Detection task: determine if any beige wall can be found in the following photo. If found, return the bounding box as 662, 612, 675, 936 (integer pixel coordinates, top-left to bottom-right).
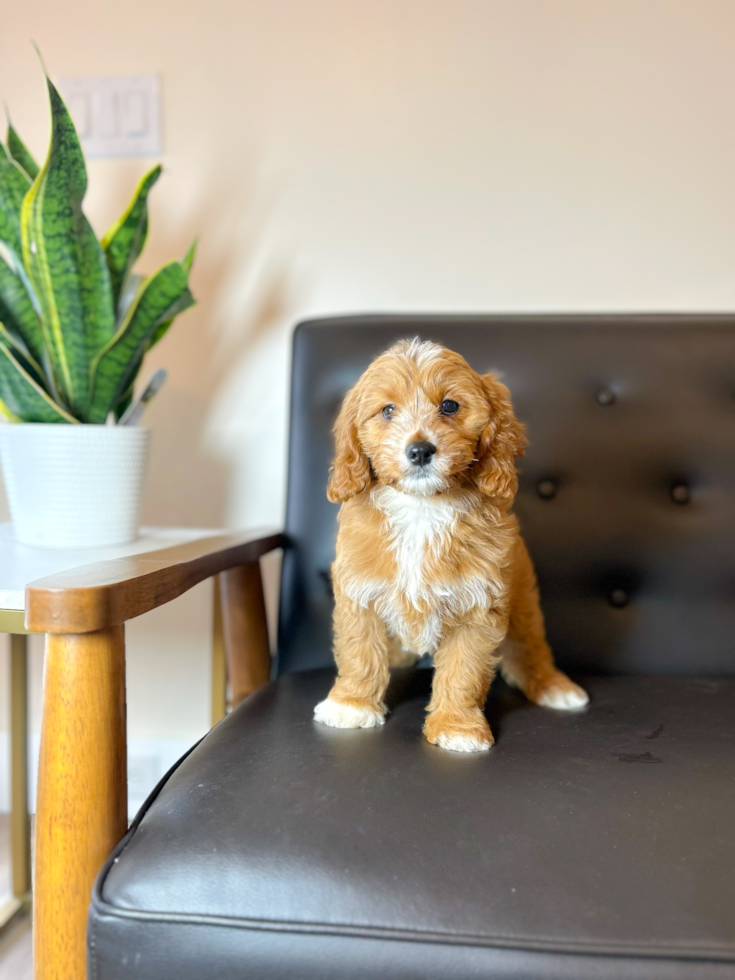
1, 0, 735, 795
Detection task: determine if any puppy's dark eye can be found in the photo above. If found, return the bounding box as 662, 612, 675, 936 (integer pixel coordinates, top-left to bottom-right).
441, 399, 459, 416
382, 404, 395, 420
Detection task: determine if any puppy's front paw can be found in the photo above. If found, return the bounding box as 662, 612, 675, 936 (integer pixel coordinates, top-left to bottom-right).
534, 671, 589, 711
314, 696, 385, 729
424, 709, 494, 753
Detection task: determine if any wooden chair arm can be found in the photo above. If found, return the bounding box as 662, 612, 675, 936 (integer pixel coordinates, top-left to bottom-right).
25, 528, 285, 634
29, 528, 285, 978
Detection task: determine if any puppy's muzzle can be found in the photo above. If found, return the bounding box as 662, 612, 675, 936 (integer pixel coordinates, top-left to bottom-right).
406, 440, 436, 467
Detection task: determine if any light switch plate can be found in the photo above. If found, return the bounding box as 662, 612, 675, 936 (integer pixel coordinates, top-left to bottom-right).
56, 74, 161, 158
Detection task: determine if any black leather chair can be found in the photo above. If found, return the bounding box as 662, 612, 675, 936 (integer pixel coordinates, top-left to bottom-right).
88, 316, 735, 980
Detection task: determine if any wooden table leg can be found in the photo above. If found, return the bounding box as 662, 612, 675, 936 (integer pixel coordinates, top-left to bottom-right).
218, 562, 271, 707
34, 626, 127, 980
210, 576, 227, 726
10, 633, 31, 900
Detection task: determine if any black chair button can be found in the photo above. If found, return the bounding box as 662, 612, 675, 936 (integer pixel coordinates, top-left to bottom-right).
596, 388, 616, 406
609, 588, 629, 608
536, 479, 557, 500
671, 484, 690, 505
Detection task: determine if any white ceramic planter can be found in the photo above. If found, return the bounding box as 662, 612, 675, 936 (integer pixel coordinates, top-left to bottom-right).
0, 424, 150, 549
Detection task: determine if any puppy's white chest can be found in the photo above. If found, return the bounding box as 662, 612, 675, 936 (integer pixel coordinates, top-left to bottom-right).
361, 487, 488, 652
381, 491, 455, 601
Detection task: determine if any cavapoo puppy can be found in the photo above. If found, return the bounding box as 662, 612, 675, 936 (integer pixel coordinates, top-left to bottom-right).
314, 338, 588, 752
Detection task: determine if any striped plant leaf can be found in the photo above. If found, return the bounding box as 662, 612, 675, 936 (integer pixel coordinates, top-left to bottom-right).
109, 238, 193, 410
6, 122, 39, 180
150, 239, 197, 348
0, 143, 30, 260
111, 343, 145, 419
102, 165, 161, 313
113, 385, 134, 422
0, 145, 47, 368
0, 341, 76, 422
20, 78, 115, 415
1, 67, 196, 424
0, 399, 21, 422
0, 259, 47, 368
0, 322, 45, 385
117, 272, 143, 323
86, 260, 194, 423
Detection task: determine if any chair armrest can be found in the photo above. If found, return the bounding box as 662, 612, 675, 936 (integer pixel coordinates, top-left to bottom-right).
25, 528, 285, 634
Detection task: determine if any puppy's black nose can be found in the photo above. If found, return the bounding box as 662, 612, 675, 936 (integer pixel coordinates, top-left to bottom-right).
406, 441, 436, 467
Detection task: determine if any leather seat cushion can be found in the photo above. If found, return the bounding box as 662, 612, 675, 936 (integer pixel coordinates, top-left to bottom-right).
89, 668, 735, 980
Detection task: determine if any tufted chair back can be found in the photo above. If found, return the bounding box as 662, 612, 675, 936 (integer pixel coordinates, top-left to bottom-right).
277, 316, 735, 677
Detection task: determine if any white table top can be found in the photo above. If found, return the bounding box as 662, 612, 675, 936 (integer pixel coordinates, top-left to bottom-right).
0, 523, 220, 612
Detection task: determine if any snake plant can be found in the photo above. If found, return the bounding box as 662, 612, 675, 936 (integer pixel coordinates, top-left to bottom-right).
0, 71, 195, 423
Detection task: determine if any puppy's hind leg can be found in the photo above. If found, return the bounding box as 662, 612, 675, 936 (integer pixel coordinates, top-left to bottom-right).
314, 593, 390, 729
500, 538, 589, 710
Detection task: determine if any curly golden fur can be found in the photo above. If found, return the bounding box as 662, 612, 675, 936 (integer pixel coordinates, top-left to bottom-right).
314, 339, 588, 752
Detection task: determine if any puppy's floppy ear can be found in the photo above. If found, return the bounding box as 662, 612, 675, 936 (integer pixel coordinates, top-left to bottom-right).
327, 382, 372, 503
471, 373, 527, 499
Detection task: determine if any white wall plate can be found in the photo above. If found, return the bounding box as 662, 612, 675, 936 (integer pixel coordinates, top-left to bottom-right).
56, 73, 162, 158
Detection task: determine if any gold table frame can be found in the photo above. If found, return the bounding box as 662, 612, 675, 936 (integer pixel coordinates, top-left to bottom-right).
1, 614, 31, 935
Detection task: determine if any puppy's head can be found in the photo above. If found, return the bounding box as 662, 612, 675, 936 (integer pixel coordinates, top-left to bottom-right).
327, 339, 527, 502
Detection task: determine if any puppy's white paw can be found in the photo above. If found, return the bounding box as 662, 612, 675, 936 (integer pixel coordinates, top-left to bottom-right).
537, 684, 589, 711
433, 732, 493, 753
313, 697, 385, 729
